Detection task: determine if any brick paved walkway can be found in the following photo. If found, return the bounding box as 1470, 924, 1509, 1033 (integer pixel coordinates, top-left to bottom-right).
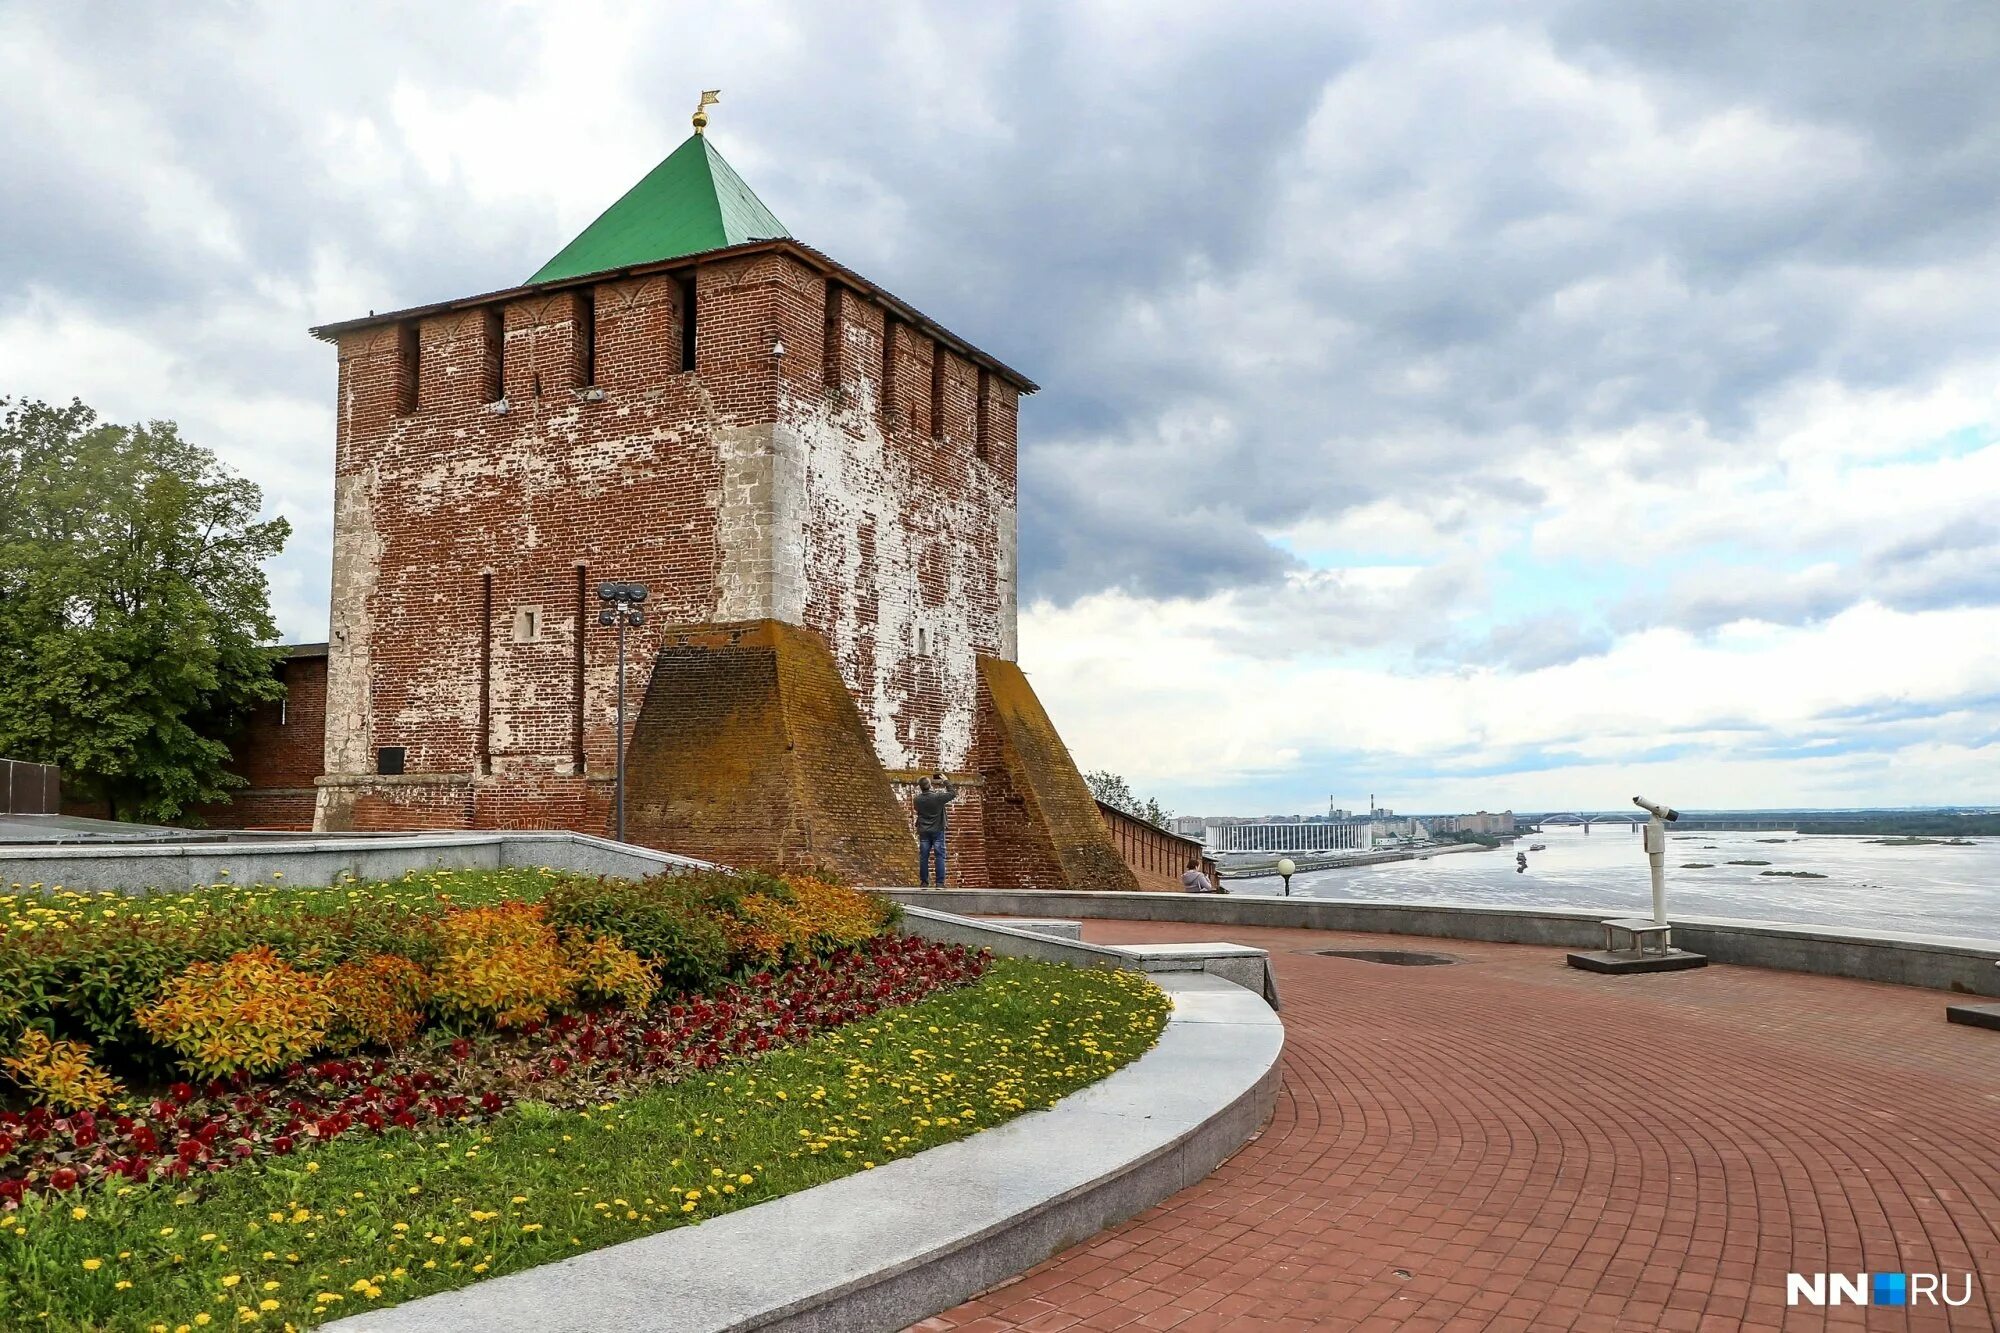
915, 921, 2000, 1332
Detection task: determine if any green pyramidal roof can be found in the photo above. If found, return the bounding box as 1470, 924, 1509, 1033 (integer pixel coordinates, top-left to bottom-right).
528, 134, 790, 285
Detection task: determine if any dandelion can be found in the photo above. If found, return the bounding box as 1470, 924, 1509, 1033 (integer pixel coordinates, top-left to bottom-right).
82, 1258, 103, 1270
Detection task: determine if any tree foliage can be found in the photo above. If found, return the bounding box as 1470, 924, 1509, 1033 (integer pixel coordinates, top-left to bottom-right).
1083, 769, 1172, 828
0, 397, 290, 822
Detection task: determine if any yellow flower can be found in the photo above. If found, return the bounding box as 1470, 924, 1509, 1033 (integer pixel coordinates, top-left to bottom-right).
82, 1258, 103, 1270
71, 1206, 89, 1220
196, 1317, 213, 1328
259, 1301, 279, 1312
117, 1280, 134, 1290
222, 1275, 242, 1288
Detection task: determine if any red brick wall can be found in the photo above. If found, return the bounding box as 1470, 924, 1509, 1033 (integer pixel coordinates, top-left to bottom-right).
195, 654, 327, 830
622, 620, 918, 882
781, 270, 1019, 792
1098, 801, 1218, 893
974, 657, 1139, 892
310, 241, 1129, 888
318, 257, 774, 833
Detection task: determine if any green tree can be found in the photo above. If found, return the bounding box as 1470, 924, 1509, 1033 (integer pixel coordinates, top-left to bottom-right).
0, 397, 291, 822
1083, 769, 1172, 829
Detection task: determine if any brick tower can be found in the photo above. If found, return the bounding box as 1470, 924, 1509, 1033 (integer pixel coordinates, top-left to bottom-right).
309, 113, 1136, 891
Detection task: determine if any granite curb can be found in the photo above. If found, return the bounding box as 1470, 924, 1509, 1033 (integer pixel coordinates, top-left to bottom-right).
327, 971, 1281, 1333
876, 888, 2000, 997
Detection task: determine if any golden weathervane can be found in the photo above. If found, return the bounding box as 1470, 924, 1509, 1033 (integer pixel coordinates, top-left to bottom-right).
693, 89, 720, 135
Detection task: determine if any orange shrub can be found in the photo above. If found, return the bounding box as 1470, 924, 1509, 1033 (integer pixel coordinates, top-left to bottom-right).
136, 947, 334, 1076
324, 954, 431, 1051
560, 930, 659, 1011
725, 877, 891, 966
787, 875, 894, 950
429, 902, 575, 1028
2, 1030, 123, 1110
726, 893, 800, 968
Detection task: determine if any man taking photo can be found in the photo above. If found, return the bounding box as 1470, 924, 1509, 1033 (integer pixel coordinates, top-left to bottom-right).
914, 771, 959, 887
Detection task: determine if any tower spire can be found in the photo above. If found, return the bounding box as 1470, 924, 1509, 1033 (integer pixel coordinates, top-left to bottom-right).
692, 89, 720, 136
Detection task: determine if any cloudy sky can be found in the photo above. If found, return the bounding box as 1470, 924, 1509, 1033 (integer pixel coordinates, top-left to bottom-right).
5, 1, 1998, 815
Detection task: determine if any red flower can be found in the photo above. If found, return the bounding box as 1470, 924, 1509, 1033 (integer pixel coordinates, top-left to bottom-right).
48, 1166, 78, 1191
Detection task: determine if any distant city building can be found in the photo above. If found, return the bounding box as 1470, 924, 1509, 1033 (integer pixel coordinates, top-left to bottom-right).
1429, 811, 1517, 835
1207, 820, 1373, 853
1175, 808, 1515, 847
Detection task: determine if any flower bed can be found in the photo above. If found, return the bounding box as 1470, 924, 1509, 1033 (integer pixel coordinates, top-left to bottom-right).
0, 956, 1169, 1331
1, 933, 982, 1200
0, 866, 896, 1121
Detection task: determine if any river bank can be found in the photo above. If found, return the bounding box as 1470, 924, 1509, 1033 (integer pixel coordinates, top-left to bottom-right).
1216, 840, 1491, 880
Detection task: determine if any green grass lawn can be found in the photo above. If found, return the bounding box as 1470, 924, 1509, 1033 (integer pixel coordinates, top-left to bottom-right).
0, 959, 1170, 1332
2, 867, 565, 929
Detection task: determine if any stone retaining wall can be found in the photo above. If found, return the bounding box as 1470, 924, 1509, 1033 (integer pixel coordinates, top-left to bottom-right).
876, 888, 2000, 998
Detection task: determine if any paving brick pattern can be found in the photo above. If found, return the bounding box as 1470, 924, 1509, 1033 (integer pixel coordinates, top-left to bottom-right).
916, 920, 2000, 1331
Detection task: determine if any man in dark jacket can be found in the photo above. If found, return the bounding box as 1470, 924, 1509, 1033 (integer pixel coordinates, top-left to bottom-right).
913, 772, 958, 887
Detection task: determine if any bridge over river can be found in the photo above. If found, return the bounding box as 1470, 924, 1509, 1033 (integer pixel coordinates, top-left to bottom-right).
1517, 811, 1646, 832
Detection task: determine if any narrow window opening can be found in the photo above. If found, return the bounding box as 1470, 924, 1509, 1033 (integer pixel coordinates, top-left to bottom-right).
478, 574, 493, 775
576, 288, 597, 389
279, 691, 288, 726
821, 282, 843, 392
573, 566, 587, 773
974, 369, 992, 458
482, 309, 505, 403
918, 627, 927, 657
677, 273, 698, 372
513, 606, 543, 643
396, 322, 420, 415
929, 344, 946, 440
377, 746, 407, 776
880, 317, 899, 424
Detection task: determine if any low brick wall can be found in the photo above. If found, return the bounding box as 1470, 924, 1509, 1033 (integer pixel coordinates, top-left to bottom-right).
1097, 800, 1215, 892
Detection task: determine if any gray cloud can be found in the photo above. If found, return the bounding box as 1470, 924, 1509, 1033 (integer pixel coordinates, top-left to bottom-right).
1617, 516, 2000, 634
1455, 614, 1615, 673
5, 0, 2000, 646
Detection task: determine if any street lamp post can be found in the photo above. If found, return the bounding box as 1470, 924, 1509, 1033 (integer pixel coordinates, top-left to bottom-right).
597, 581, 648, 842
1276, 856, 1296, 897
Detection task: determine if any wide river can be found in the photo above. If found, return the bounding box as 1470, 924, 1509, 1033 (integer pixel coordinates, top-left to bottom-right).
1239, 826, 2000, 944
